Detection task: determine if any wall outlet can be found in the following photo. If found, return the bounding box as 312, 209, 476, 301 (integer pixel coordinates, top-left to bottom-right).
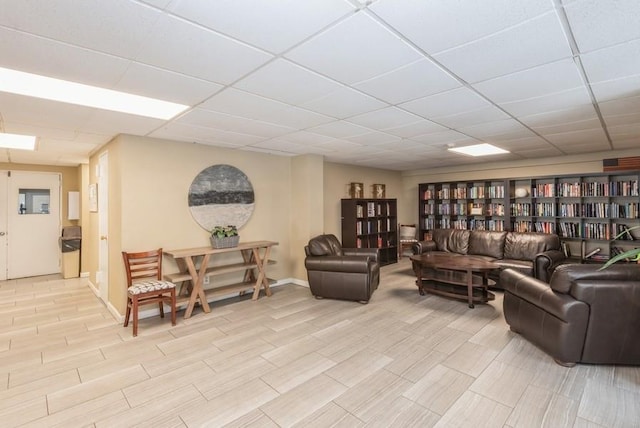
203, 276, 210, 285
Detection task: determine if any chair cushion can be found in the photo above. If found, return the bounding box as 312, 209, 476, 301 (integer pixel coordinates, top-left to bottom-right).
399, 226, 417, 240
308, 234, 344, 256
128, 279, 176, 295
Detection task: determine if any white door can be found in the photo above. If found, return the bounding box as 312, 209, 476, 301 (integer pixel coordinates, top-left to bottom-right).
0, 172, 8, 281
7, 171, 61, 278
98, 152, 109, 302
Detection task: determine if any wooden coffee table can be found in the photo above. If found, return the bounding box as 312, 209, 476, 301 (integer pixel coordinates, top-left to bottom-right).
410, 252, 498, 308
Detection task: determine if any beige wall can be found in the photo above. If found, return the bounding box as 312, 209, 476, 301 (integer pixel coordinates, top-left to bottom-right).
322, 162, 404, 236
88, 135, 293, 314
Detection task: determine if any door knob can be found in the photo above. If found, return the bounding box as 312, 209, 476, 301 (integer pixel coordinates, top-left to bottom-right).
0, 232, 5, 236
100, 235, 107, 240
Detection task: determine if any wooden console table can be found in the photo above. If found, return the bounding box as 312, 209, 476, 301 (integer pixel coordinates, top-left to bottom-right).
164, 241, 278, 318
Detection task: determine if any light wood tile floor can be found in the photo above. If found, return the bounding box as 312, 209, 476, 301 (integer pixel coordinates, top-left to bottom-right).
1, 261, 639, 427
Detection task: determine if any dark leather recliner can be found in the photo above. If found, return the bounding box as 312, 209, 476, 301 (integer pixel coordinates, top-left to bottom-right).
304, 234, 380, 303
501, 264, 640, 366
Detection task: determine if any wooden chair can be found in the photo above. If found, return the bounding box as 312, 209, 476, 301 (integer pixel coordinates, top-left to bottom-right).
122, 248, 176, 337
398, 224, 418, 259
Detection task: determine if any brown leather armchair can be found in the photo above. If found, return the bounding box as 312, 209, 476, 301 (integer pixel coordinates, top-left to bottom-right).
501, 264, 640, 366
304, 234, 380, 303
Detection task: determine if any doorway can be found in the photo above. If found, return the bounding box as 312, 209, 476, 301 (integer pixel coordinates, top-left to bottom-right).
0, 171, 61, 279
98, 152, 109, 303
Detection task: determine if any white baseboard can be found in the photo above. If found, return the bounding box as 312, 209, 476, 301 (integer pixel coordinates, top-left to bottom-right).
80, 271, 90, 278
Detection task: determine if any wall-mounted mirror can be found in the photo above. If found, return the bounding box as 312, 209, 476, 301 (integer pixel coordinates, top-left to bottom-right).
19, 188, 50, 214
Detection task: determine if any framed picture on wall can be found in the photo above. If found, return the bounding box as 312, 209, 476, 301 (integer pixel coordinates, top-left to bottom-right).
349, 182, 363, 199
372, 183, 386, 199
88, 183, 98, 212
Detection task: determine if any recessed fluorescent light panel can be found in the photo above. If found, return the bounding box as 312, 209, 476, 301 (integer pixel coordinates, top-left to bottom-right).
448, 143, 509, 157
0, 67, 189, 120
0, 132, 36, 150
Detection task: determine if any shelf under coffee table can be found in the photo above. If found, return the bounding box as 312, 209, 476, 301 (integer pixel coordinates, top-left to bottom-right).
410, 253, 498, 308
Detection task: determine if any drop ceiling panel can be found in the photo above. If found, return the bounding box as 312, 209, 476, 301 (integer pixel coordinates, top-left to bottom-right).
500, 88, 593, 117
581, 39, 640, 84
301, 87, 387, 119
199, 88, 333, 128
0, 93, 93, 129
457, 119, 536, 141
177, 109, 295, 138
345, 131, 401, 146
432, 106, 509, 129
168, 0, 355, 54
79, 110, 165, 136
599, 95, 640, 117
400, 87, 491, 118
370, 0, 552, 54
346, 107, 423, 130
518, 105, 599, 128
306, 121, 372, 139
531, 119, 604, 136
494, 136, 553, 151
234, 59, 343, 105
0, 1, 162, 59
151, 122, 263, 147
0, 27, 130, 87
543, 128, 610, 147
286, 12, 422, 85
473, 59, 584, 104
434, 12, 571, 83
354, 59, 461, 104
133, 14, 273, 84
564, 0, 640, 52
410, 130, 477, 145
382, 120, 449, 138
591, 75, 640, 103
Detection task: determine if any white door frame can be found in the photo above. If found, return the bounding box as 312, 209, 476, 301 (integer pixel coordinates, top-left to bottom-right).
0, 172, 7, 281
98, 152, 109, 303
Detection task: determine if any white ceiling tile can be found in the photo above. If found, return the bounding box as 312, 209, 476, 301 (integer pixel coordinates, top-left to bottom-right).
500, 88, 593, 117
434, 12, 571, 83
581, 39, 640, 84
115, 63, 223, 105
400, 87, 491, 118
611, 138, 640, 150
591, 75, 640, 103
433, 106, 510, 129
177, 109, 294, 138
134, 14, 273, 84
150, 122, 263, 147
286, 11, 422, 84
518, 105, 598, 128
234, 59, 343, 105
383, 120, 449, 138
250, 138, 316, 154
354, 59, 461, 104
410, 130, 478, 146
494, 136, 553, 150
564, 0, 640, 52
599, 95, 640, 117
79, 110, 164, 136
301, 87, 387, 119
0, 93, 93, 129
276, 131, 335, 145
512, 147, 565, 158
473, 59, 584, 104
532, 118, 603, 136
306, 121, 373, 138
0, 27, 130, 87
0, 0, 162, 59
198, 88, 333, 128
344, 131, 401, 146
168, 0, 355, 53
543, 128, 610, 146
370, 0, 552, 53
346, 107, 422, 130
604, 112, 640, 127
457, 119, 535, 141
315, 139, 363, 152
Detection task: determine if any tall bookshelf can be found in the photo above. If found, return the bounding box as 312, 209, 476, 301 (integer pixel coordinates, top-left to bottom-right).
418, 172, 639, 263
341, 198, 398, 266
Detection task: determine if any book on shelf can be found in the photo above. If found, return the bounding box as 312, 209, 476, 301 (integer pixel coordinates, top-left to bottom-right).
561, 241, 571, 258
584, 247, 601, 259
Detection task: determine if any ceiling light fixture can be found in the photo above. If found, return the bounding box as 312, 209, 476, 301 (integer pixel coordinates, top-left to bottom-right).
0, 67, 189, 120
448, 143, 509, 157
0, 132, 36, 150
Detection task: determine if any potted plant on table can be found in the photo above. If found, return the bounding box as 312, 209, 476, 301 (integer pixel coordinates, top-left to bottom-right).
210, 225, 239, 248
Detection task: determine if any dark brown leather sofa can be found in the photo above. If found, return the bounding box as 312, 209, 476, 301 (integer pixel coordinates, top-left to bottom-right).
501, 264, 640, 366
304, 234, 380, 303
412, 229, 565, 287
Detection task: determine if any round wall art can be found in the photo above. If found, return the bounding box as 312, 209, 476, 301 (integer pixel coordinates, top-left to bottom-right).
188, 164, 255, 231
